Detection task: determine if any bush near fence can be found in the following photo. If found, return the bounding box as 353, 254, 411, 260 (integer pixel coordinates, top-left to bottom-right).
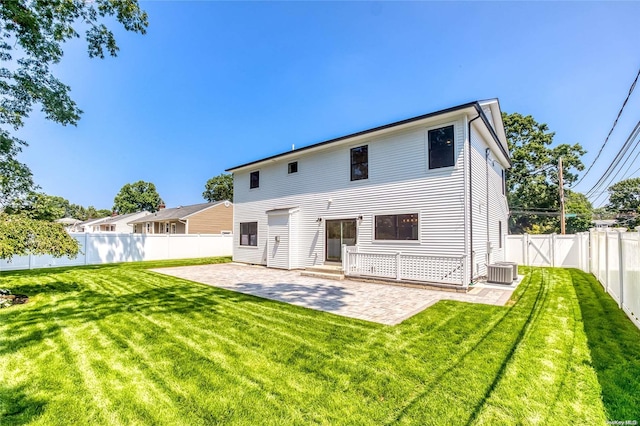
0, 233, 233, 271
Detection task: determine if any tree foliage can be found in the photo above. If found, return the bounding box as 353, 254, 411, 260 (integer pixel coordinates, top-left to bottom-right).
0, 213, 79, 260
565, 191, 593, 233
607, 177, 640, 228
113, 181, 163, 214
503, 112, 587, 234
203, 173, 233, 202
0, 1, 146, 258
0, 137, 33, 209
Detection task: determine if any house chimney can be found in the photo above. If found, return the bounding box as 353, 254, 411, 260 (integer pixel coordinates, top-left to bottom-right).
158, 202, 166, 210
111, 211, 117, 217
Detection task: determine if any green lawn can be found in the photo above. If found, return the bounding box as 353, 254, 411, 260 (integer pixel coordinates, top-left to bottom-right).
1, 259, 639, 425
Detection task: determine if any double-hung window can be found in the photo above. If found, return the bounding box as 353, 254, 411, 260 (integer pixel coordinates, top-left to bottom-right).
375, 213, 419, 240
428, 125, 455, 169
350, 145, 368, 181
240, 222, 258, 246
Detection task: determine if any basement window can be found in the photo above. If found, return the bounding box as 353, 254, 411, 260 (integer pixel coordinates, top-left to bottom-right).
428, 125, 455, 169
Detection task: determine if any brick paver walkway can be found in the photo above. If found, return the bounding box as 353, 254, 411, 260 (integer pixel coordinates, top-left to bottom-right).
152, 263, 516, 325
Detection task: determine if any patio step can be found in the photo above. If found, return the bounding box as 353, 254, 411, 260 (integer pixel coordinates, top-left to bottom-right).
301, 265, 345, 280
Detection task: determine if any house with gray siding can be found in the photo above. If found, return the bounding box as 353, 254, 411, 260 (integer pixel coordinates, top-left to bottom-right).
226, 99, 510, 288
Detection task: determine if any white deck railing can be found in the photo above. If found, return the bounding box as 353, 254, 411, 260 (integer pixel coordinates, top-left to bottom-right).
342, 246, 467, 286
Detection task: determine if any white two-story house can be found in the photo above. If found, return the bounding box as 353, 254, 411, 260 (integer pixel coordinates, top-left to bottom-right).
227, 99, 510, 288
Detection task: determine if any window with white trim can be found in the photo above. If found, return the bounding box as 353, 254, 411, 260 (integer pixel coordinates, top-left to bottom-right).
240, 222, 258, 246
374, 213, 419, 240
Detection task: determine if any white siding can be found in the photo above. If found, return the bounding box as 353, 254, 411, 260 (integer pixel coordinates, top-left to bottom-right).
290, 210, 300, 269
267, 214, 290, 269
469, 124, 509, 278
233, 117, 468, 268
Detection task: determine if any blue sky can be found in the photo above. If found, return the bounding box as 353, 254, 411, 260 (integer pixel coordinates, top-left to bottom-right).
15, 1, 640, 210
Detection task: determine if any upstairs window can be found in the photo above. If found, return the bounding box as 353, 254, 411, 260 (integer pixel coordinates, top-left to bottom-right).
428, 125, 455, 169
240, 222, 258, 246
250, 171, 260, 189
350, 145, 368, 181
288, 161, 298, 174
375, 213, 419, 240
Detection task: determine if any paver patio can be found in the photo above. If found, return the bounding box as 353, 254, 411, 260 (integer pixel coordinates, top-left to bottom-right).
152, 263, 516, 325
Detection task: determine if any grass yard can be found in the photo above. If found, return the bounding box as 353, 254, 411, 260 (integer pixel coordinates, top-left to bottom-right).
1, 258, 639, 425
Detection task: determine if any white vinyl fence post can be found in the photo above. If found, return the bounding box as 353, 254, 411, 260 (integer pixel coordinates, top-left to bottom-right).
28, 253, 33, 270
396, 252, 401, 281
84, 233, 89, 265
605, 231, 610, 292
525, 233, 530, 266
618, 231, 624, 309
550, 234, 555, 267
341, 244, 347, 274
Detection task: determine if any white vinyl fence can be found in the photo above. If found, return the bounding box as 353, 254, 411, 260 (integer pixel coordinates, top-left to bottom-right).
505, 231, 640, 330
505, 233, 590, 271
0, 233, 233, 271
590, 230, 640, 330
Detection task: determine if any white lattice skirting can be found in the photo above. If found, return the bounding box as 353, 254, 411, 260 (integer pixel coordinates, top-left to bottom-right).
343, 247, 466, 286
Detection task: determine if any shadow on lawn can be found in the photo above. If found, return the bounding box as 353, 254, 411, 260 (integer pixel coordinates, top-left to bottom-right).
570, 269, 640, 422
0, 275, 257, 357
0, 383, 46, 425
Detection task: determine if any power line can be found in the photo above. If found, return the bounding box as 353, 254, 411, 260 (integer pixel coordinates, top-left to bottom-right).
584, 119, 640, 199
573, 65, 640, 188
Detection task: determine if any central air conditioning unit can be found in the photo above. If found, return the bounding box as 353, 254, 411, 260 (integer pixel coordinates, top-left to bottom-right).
487, 264, 514, 284
496, 261, 518, 280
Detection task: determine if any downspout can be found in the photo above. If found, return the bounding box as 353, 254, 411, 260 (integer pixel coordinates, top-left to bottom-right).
468, 113, 481, 282
486, 148, 491, 267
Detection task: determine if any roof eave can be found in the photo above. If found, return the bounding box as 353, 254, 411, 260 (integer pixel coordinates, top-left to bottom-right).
226, 101, 481, 173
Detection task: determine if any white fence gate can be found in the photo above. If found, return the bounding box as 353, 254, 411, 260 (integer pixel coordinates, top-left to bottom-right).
0, 233, 233, 271
505, 233, 590, 271
505, 231, 640, 330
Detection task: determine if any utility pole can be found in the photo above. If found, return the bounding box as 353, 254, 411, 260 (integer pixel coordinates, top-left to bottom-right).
559, 157, 566, 235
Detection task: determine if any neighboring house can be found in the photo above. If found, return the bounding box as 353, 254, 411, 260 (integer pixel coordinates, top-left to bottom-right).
592, 219, 617, 229
226, 99, 510, 287
128, 201, 233, 234
72, 217, 110, 233
69, 212, 151, 233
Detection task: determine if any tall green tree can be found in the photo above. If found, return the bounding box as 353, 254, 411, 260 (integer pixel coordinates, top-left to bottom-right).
565, 191, 593, 233
503, 112, 586, 234
203, 173, 233, 202
113, 181, 163, 214
0, 1, 147, 259
607, 177, 640, 228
